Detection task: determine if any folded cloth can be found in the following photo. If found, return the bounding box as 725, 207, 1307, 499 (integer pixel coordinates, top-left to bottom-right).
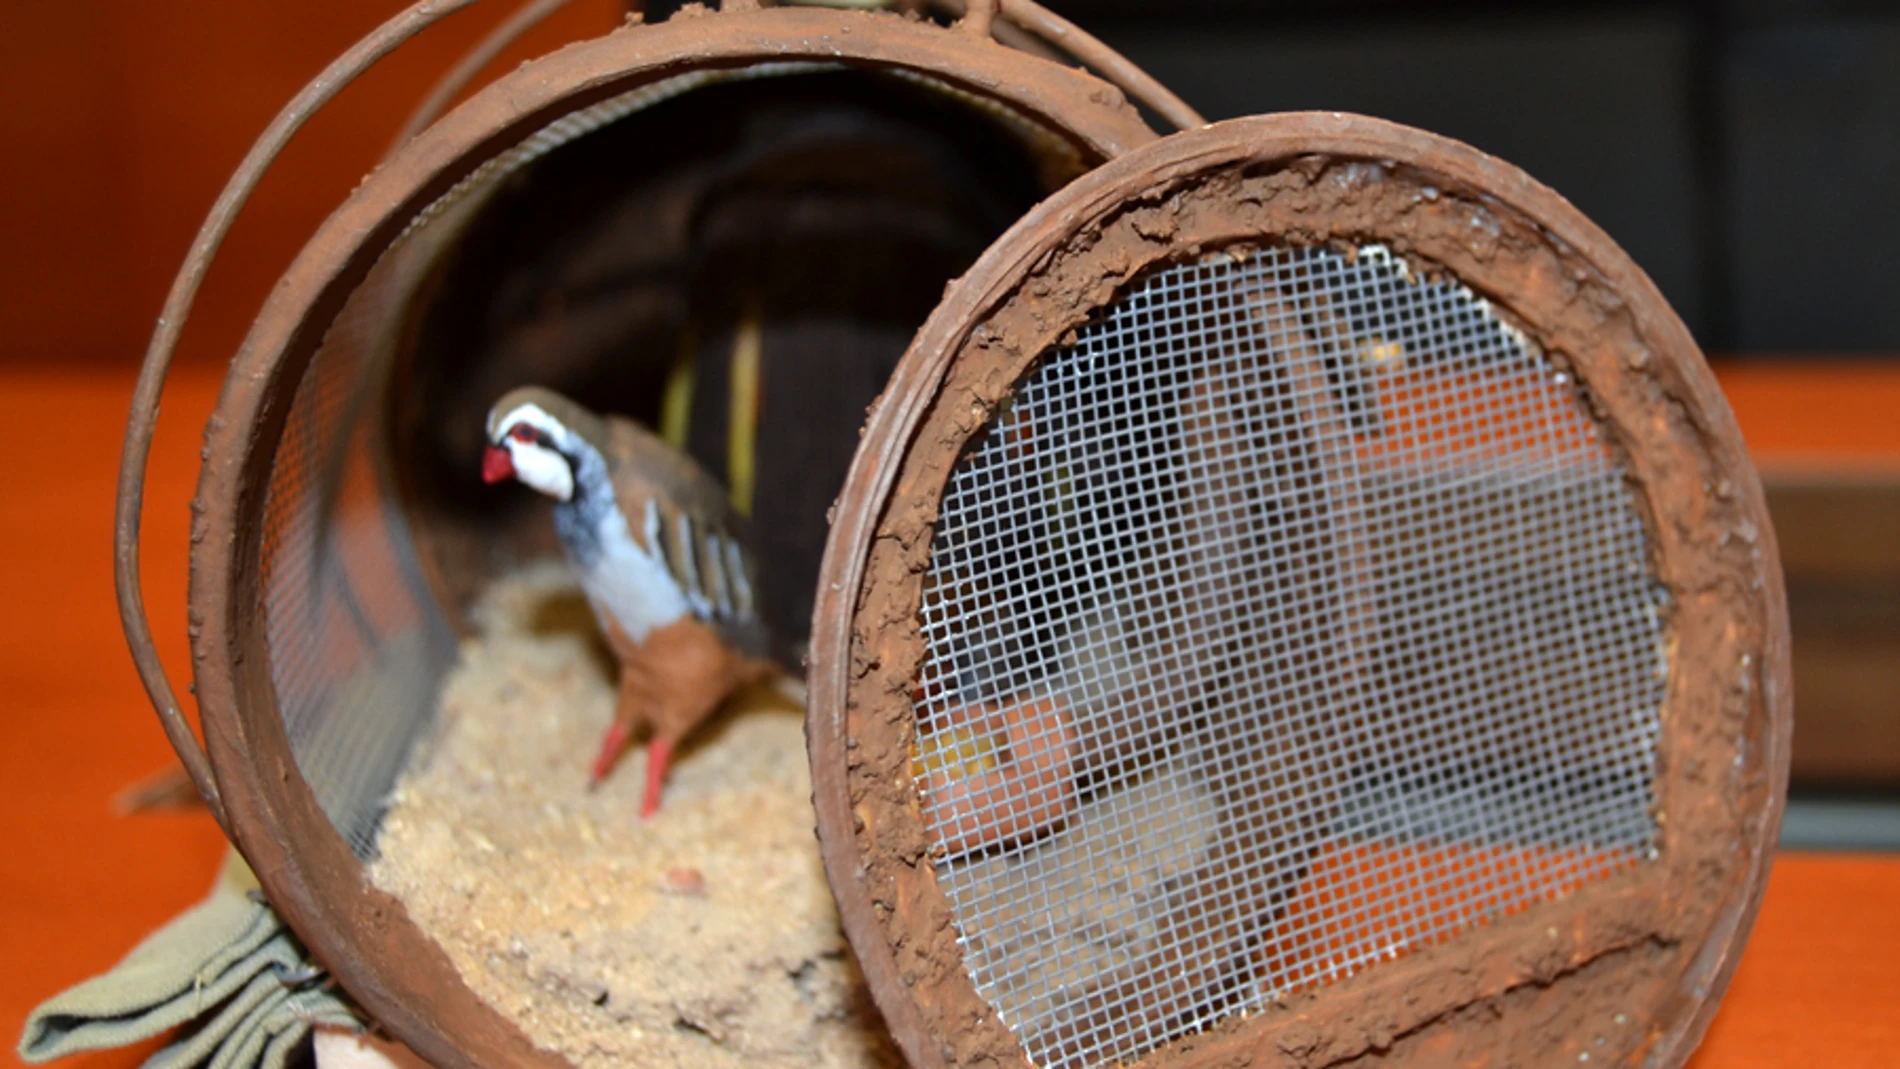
19, 851, 363, 1067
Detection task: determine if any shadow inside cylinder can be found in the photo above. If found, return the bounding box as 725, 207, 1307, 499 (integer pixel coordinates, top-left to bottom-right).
392, 69, 1050, 653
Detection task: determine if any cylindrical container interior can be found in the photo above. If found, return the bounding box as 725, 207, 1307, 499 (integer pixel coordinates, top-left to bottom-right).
271, 62, 1076, 851
185, 9, 1162, 1068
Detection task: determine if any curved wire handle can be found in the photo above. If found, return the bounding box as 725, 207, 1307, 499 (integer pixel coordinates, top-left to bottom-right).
390, 0, 1204, 152
115, 0, 491, 834
994, 0, 1204, 130
389, 0, 580, 152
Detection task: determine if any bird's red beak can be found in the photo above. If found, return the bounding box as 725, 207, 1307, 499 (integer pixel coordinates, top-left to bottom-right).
482, 444, 515, 484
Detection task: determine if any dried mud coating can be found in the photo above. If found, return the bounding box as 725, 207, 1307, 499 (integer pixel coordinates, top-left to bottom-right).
832, 130, 1783, 1069
371, 564, 901, 1069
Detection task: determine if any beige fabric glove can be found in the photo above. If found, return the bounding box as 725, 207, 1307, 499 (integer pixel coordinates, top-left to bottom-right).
19, 851, 363, 1067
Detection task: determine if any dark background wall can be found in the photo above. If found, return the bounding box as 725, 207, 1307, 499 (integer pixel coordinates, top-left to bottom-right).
2, 0, 1896, 365
1060, 0, 1900, 356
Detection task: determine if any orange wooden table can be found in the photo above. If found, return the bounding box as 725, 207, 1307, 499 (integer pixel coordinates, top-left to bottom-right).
3, 362, 1896, 1069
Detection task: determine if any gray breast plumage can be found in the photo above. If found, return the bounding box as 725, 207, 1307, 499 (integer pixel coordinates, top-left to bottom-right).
553, 434, 768, 655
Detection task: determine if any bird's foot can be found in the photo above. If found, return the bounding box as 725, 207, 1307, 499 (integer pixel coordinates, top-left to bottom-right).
641, 738, 672, 820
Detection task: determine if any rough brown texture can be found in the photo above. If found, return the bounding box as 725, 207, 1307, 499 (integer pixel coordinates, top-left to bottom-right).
371, 564, 902, 1069
1328, 938, 1682, 1067
808, 113, 1787, 1069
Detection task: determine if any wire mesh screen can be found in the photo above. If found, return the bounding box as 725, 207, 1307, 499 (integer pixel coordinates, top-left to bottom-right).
259, 233, 458, 858
912, 245, 1669, 1069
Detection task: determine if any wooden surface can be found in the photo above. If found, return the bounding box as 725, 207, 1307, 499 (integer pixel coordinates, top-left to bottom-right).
1715, 361, 1900, 465
1720, 363, 1900, 786
2, 362, 1896, 1068
0, 0, 623, 376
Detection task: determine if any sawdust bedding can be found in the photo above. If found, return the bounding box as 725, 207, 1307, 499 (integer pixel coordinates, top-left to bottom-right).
369, 563, 902, 1069
370, 563, 1214, 1068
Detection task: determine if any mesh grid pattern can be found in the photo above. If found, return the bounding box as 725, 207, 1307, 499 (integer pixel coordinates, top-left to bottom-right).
914, 246, 1668, 1069
260, 241, 455, 857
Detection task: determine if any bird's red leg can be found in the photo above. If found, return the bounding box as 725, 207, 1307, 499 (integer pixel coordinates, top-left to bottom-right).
641, 738, 672, 820
591, 661, 647, 789
588, 722, 631, 789
608, 619, 778, 818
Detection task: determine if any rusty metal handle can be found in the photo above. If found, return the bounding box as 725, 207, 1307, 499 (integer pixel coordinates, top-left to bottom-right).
116, 0, 492, 835
995, 0, 1205, 131
389, 0, 1203, 155
390, 0, 580, 153
935, 0, 1204, 130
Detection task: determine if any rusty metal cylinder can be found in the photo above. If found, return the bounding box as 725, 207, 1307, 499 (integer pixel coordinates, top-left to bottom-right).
117, 4, 1193, 1066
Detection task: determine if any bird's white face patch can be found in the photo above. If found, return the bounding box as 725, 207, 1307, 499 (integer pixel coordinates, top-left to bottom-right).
487, 402, 565, 444
489, 402, 578, 501
505, 438, 574, 501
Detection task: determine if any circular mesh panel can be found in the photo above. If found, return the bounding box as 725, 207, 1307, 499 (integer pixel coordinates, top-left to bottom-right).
911, 245, 1668, 1069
